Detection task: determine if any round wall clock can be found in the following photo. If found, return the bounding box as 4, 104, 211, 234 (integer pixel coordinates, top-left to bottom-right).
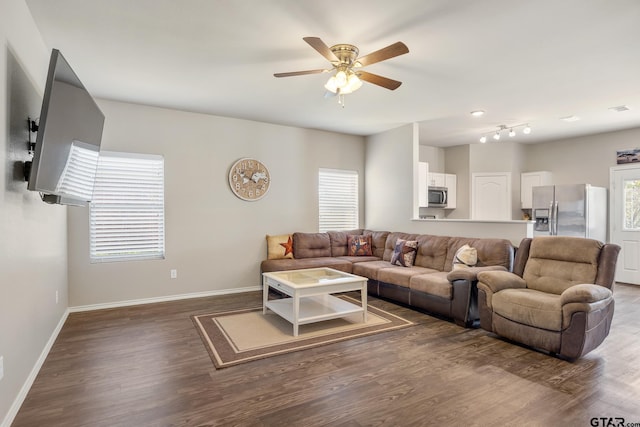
228, 158, 271, 201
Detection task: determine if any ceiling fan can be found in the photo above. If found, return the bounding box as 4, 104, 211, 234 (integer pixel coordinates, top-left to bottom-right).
274, 37, 409, 104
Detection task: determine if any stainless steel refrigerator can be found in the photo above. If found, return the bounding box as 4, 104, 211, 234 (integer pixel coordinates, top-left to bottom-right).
532, 184, 607, 242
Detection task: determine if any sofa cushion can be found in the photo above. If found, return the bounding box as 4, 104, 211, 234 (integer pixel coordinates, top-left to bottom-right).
445, 237, 514, 273
414, 235, 449, 270
293, 232, 331, 259
336, 255, 381, 263
379, 266, 439, 288
352, 260, 393, 280
391, 239, 419, 267
492, 288, 563, 331
523, 237, 602, 295
261, 257, 352, 273
382, 232, 417, 261
472, 238, 514, 269
363, 230, 390, 258
266, 234, 294, 260
347, 234, 373, 256
410, 272, 452, 299
327, 229, 363, 256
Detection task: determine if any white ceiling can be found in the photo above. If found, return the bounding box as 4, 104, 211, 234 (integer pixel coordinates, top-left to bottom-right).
25, 0, 640, 147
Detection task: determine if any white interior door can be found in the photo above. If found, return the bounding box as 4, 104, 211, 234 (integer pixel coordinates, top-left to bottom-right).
472, 172, 511, 220
610, 165, 640, 285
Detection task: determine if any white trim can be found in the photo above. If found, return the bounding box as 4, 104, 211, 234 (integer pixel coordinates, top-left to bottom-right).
1, 310, 69, 427
69, 286, 261, 313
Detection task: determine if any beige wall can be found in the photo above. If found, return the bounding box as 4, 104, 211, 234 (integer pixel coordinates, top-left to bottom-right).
365, 123, 417, 230
418, 145, 445, 172
444, 144, 470, 219
67, 99, 366, 307
1, 0, 66, 424
522, 127, 640, 187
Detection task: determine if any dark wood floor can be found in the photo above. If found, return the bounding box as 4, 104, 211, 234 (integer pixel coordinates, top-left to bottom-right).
11, 283, 640, 426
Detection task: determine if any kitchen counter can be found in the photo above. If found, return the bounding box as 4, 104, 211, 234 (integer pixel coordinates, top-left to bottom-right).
408, 218, 534, 246
414, 218, 534, 224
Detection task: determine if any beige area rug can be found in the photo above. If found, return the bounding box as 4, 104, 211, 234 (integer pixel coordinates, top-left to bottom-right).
192, 296, 414, 368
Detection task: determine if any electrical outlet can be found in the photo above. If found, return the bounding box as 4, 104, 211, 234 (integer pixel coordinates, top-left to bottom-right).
170, 269, 177, 279
55, 290, 59, 304
0, 356, 4, 381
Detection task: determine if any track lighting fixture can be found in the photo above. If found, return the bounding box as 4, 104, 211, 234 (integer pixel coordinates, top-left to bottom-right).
478, 123, 532, 143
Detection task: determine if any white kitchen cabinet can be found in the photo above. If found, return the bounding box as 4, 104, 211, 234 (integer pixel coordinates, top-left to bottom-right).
429, 172, 446, 187
419, 161, 429, 207
521, 171, 552, 209
472, 172, 512, 220
420, 162, 457, 209
445, 174, 457, 209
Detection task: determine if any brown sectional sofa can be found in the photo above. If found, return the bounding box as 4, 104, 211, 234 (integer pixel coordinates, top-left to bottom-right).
261, 229, 515, 327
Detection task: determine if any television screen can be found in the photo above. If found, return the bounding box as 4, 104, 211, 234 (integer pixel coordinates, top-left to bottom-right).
27, 49, 104, 206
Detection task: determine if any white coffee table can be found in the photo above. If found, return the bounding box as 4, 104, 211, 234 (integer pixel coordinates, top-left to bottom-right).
262, 267, 368, 336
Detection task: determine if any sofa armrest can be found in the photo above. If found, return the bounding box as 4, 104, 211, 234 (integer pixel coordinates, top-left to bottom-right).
447, 265, 507, 283
477, 271, 526, 293
560, 284, 612, 305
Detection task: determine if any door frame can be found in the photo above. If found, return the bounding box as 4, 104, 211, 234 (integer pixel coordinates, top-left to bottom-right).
609, 163, 640, 285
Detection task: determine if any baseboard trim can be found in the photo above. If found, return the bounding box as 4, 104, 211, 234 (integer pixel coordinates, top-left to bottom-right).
2, 286, 262, 426
1, 309, 69, 427
68, 286, 262, 313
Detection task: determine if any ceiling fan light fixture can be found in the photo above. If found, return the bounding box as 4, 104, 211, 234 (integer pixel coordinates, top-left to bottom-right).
335, 70, 348, 88
324, 76, 338, 93
342, 73, 362, 94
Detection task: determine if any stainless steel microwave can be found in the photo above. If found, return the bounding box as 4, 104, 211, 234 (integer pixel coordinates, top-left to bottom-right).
428, 186, 448, 208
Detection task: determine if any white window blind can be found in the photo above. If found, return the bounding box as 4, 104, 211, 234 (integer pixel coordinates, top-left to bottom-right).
55, 141, 100, 202
90, 151, 165, 263
318, 168, 359, 232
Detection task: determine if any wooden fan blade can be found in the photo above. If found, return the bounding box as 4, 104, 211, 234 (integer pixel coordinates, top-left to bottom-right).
356, 42, 409, 67
357, 71, 402, 90
303, 37, 339, 62
274, 69, 327, 78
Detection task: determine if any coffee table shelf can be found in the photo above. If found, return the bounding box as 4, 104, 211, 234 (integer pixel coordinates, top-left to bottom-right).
262, 267, 368, 336
265, 294, 364, 325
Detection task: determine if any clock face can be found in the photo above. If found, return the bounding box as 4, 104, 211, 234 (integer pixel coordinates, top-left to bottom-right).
228, 158, 270, 201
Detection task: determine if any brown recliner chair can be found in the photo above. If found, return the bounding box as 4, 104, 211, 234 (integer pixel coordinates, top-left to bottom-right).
477, 236, 620, 360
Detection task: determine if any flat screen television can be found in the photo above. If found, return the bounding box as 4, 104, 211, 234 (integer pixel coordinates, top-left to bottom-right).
27, 48, 104, 206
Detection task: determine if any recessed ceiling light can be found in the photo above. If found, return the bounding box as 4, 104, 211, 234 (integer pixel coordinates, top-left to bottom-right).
560, 115, 581, 122
609, 105, 630, 112
470, 110, 485, 117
